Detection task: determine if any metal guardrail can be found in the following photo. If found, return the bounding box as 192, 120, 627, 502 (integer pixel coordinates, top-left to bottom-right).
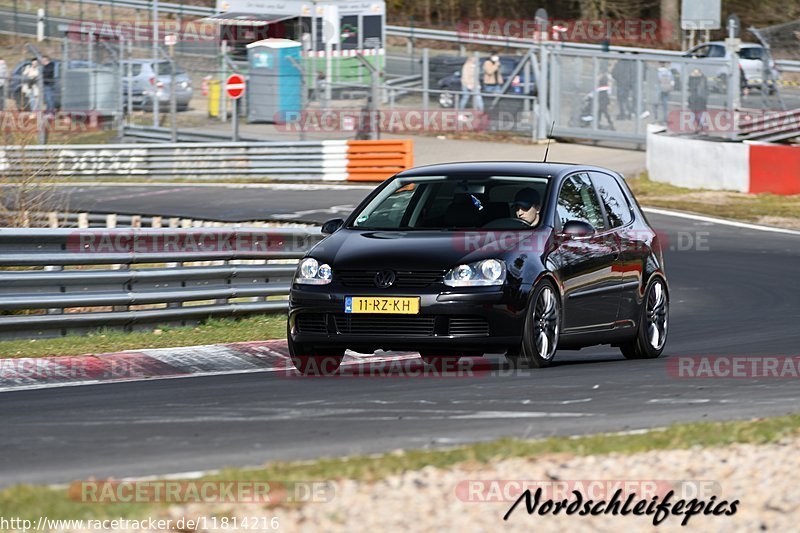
387, 24, 800, 74
59, 0, 213, 17
1, 140, 353, 181
5, 1, 800, 73
0, 227, 322, 339
122, 125, 267, 143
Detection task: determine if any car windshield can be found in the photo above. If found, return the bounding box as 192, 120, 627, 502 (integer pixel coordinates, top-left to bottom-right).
738, 47, 763, 60
350, 175, 549, 230
153, 61, 184, 76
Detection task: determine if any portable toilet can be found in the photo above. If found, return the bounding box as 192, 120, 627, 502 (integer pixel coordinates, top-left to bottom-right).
246, 39, 302, 123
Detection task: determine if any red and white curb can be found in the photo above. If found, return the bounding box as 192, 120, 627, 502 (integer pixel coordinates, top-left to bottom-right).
0, 340, 420, 392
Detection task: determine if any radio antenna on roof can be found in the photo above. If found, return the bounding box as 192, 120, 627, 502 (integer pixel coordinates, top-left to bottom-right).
542, 121, 556, 163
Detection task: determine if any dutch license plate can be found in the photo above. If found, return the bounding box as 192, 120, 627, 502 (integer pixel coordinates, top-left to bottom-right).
345, 296, 420, 314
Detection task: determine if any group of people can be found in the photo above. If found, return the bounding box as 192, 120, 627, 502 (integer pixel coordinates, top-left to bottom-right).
589, 59, 709, 133
457, 51, 506, 112
0, 55, 57, 113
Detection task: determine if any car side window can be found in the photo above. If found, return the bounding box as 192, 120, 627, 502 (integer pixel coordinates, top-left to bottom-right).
738, 47, 763, 60
556, 174, 606, 231
591, 172, 633, 228
354, 185, 417, 228
707, 45, 726, 58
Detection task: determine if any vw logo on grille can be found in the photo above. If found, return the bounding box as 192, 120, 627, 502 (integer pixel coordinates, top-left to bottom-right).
374, 270, 396, 288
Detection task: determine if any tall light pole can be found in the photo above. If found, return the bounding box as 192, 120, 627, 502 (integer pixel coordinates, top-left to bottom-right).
152, 0, 159, 127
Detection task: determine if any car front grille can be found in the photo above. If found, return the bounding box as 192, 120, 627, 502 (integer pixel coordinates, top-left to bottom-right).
333, 314, 436, 336
297, 314, 490, 338
336, 270, 445, 289
447, 317, 490, 337
295, 313, 328, 334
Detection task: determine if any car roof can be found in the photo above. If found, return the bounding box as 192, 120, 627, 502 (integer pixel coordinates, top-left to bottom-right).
120, 59, 171, 64
697, 41, 761, 48
395, 161, 618, 179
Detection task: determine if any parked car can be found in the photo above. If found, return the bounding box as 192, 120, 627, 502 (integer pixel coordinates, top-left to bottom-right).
288, 162, 669, 375
670, 41, 779, 93
120, 59, 193, 111
435, 56, 537, 108
9, 59, 91, 111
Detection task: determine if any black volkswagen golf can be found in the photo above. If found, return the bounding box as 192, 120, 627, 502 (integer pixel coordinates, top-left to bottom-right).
288, 162, 668, 374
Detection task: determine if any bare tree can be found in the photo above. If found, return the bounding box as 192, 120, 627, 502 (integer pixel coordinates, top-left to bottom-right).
0, 126, 69, 228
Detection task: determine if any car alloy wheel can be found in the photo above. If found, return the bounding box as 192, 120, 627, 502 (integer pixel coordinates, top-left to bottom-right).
621, 277, 669, 359
518, 280, 561, 368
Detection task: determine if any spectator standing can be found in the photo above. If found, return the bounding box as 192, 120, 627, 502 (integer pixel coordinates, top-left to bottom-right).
596, 73, 615, 130
655, 62, 674, 123
459, 56, 483, 112
688, 68, 708, 132
41, 56, 56, 115
22, 59, 41, 111
0, 59, 7, 111
612, 57, 635, 120
482, 52, 503, 93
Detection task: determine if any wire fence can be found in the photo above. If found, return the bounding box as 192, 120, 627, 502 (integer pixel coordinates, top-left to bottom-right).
3, 3, 800, 146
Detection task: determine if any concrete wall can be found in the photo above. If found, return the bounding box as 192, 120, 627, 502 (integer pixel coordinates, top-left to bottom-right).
647, 129, 750, 192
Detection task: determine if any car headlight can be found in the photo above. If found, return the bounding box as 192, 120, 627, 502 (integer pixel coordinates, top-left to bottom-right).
444, 259, 506, 287
295, 258, 332, 285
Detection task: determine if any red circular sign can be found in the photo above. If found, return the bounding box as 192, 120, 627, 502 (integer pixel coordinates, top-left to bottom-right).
225, 74, 246, 99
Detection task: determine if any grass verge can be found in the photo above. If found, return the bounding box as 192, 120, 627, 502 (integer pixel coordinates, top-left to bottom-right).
0, 314, 286, 359
627, 173, 800, 229
2, 412, 799, 520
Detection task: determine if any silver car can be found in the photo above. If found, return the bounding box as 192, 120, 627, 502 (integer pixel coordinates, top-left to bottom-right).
672, 41, 779, 93
121, 60, 193, 111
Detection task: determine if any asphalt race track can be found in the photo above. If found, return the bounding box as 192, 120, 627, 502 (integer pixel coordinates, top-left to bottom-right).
2, 211, 800, 488
0, 184, 376, 224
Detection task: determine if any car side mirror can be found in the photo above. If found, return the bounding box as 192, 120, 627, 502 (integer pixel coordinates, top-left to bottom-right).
562, 220, 595, 237
321, 218, 344, 235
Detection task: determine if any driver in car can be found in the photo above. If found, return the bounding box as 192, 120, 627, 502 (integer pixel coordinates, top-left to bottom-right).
513, 188, 541, 226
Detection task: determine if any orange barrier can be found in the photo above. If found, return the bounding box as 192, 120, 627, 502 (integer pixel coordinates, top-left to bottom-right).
346, 139, 414, 182
749, 144, 800, 195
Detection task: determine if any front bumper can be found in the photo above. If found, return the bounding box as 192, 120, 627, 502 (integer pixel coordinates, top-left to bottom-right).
288, 285, 528, 352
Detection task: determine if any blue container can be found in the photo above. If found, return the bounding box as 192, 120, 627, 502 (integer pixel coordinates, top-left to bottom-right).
246, 39, 302, 123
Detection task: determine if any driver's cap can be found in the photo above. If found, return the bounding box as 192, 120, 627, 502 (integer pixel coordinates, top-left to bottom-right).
513, 188, 541, 210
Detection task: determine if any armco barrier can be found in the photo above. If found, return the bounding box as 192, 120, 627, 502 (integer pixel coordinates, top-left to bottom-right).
646, 128, 800, 195
0, 139, 413, 182
0, 227, 323, 340
346, 140, 414, 182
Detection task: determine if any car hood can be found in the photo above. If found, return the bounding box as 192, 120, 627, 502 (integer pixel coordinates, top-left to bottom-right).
308, 228, 551, 270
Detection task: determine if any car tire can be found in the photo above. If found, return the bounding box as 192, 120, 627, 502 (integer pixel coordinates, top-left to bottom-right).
287, 323, 344, 375
518, 279, 561, 368
620, 277, 669, 360
438, 91, 455, 108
